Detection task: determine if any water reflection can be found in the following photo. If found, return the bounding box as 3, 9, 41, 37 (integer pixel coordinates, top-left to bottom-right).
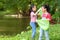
0, 18, 30, 34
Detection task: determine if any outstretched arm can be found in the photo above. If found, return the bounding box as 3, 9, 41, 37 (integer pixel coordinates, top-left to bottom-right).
33, 7, 42, 15
35, 7, 42, 14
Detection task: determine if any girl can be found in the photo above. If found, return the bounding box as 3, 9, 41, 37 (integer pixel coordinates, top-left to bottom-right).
30, 4, 37, 39
39, 5, 51, 40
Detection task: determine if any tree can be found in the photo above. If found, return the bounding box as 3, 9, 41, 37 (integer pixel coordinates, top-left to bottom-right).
0, 0, 60, 18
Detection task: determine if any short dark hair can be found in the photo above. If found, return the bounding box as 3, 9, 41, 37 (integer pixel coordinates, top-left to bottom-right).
43, 4, 50, 13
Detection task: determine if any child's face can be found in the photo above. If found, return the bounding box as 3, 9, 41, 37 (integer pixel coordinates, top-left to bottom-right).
42, 6, 46, 13
32, 6, 36, 12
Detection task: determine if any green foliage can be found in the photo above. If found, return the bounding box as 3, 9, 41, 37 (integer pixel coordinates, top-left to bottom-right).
0, 0, 60, 19
0, 24, 60, 40
0, 0, 58, 11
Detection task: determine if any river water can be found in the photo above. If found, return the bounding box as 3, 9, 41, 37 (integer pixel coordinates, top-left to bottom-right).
0, 18, 30, 34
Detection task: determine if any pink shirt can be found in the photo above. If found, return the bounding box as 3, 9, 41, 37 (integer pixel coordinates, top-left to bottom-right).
30, 12, 37, 22
42, 13, 51, 21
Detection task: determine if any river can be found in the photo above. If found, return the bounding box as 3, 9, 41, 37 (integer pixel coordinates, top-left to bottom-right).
0, 18, 30, 35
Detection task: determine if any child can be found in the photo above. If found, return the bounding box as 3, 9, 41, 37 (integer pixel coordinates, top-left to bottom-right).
39, 5, 51, 40
30, 4, 37, 39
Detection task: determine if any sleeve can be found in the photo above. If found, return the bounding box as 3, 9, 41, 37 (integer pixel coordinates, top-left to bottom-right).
31, 12, 34, 17
47, 14, 51, 21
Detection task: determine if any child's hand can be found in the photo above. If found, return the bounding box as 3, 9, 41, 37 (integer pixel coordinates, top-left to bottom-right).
34, 14, 36, 15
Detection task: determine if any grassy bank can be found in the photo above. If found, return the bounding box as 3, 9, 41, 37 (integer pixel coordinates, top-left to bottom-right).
0, 24, 60, 40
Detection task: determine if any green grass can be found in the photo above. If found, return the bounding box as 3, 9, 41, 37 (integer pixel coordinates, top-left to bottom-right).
0, 24, 60, 40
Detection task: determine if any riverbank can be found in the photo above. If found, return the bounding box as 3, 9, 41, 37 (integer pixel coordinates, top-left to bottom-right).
4, 15, 30, 18
0, 24, 60, 40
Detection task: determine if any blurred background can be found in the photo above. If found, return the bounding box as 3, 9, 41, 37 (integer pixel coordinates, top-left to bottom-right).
0, 0, 60, 40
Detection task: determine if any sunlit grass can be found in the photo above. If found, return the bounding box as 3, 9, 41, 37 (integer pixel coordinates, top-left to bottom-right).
0, 24, 60, 40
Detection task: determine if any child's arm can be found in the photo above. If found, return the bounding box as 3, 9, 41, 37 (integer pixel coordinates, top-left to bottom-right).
33, 8, 42, 15
35, 7, 42, 14
31, 12, 36, 17
47, 14, 51, 21
33, 13, 40, 17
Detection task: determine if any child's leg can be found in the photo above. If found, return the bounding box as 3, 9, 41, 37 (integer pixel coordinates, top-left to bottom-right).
39, 28, 44, 40
44, 30, 49, 40
30, 22, 36, 38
